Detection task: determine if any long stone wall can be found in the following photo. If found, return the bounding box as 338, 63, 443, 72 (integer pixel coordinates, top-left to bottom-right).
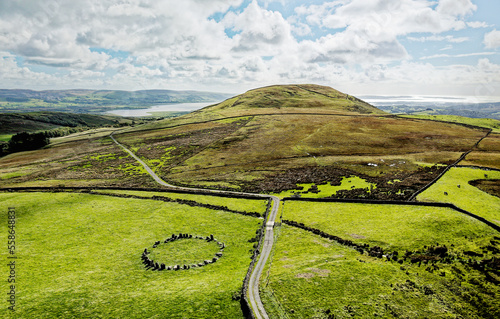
282, 197, 500, 232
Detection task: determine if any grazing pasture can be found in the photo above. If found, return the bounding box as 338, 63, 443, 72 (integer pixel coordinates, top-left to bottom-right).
0, 191, 264, 318
262, 201, 500, 318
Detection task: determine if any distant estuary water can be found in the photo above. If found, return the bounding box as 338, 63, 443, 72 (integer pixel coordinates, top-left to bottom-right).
105, 102, 215, 117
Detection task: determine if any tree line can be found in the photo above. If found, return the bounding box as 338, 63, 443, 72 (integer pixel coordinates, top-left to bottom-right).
0, 127, 87, 157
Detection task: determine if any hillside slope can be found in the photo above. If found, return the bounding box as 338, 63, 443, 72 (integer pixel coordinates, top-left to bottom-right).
149, 84, 384, 126
2, 84, 495, 200
203, 84, 382, 113
0, 112, 133, 135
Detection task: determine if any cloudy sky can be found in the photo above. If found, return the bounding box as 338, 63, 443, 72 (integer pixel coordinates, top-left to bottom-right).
1, 0, 499, 98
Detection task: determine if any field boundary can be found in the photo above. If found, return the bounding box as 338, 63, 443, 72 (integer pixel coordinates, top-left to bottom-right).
408, 129, 492, 201
455, 165, 500, 172
282, 197, 500, 233
3, 187, 498, 233
0, 186, 267, 200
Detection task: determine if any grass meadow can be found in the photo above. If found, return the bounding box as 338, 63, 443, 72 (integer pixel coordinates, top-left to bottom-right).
0, 192, 265, 318
91, 189, 268, 216
261, 201, 500, 318
417, 167, 500, 226
401, 115, 500, 133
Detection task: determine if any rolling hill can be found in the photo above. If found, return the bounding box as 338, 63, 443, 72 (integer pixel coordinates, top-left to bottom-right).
1, 84, 496, 200
1, 84, 499, 319
0, 112, 134, 135
0, 89, 231, 114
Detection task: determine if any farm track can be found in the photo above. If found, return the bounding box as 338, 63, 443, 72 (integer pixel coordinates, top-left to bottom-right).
110, 132, 279, 319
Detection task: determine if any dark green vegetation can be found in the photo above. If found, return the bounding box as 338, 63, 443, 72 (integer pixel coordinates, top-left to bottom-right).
0, 89, 231, 113
263, 202, 500, 318
5, 132, 49, 153
0, 191, 266, 318
0, 112, 134, 135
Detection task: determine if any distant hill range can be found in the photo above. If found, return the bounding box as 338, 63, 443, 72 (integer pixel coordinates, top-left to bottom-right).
362, 96, 500, 120
0, 112, 133, 135
0, 89, 232, 114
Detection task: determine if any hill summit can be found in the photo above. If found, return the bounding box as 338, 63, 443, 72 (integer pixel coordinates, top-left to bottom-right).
199, 84, 385, 116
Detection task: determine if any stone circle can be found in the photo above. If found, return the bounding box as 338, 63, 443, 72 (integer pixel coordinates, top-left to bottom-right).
141, 233, 224, 271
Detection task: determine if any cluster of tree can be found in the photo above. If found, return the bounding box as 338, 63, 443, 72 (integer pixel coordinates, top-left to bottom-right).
42, 126, 87, 138
0, 126, 88, 157
3, 132, 49, 154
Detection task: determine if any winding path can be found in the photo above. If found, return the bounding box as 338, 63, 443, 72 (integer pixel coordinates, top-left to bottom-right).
110, 133, 278, 319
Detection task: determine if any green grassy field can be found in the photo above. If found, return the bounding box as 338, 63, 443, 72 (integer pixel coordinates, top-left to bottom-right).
91, 189, 268, 216
401, 115, 500, 133
0, 192, 265, 318
417, 167, 500, 226
261, 201, 500, 318
0, 134, 12, 142
280, 201, 497, 252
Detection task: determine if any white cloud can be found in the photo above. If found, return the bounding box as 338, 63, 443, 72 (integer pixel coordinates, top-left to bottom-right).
484, 30, 500, 49
467, 21, 490, 28
294, 0, 473, 35
290, 0, 479, 65
223, 0, 294, 54
436, 0, 476, 17
420, 52, 496, 60
408, 35, 469, 43
0, 0, 497, 97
